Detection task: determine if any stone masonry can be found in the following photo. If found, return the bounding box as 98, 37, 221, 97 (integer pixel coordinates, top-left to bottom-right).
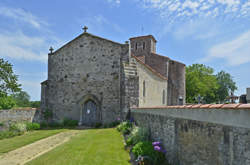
41, 29, 185, 125
131, 104, 250, 165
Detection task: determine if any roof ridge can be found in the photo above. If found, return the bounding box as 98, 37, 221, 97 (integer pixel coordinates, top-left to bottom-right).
50, 32, 125, 55
131, 54, 168, 80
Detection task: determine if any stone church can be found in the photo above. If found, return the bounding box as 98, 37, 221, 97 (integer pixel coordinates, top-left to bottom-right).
41, 27, 185, 125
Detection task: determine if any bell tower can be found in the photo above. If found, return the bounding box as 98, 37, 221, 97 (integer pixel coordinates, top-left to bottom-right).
129, 35, 157, 60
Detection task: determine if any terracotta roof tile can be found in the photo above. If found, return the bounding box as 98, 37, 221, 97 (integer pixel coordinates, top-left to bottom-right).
208, 104, 224, 109
192, 104, 202, 108
221, 104, 241, 109
200, 104, 212, 108
236, 104, 250, 109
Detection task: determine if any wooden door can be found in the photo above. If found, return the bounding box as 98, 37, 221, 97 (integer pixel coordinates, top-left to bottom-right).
83, 100, 97, 126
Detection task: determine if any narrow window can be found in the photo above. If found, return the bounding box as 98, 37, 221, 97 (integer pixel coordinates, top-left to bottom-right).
163, 90, 166, 104
143, 42, 145, 50
143, 81, 146, 97
136, 43, 138, 50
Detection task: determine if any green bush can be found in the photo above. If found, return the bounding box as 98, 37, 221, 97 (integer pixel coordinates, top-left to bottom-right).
95, 122, 102, 128
132, 141, 165, 165
0, 96, 16, 109
116, 121, 132, 134
0, 122, 4, 127
126, 126, 150, 146
26, 122, 40, 131
0, 130, 23, 140
40, 122, 48, 128
48, 122, 63, 128
10, 122, 27, 132
63, 118, 78, 127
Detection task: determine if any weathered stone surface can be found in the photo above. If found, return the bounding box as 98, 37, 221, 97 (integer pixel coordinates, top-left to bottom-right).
0, 109, 41, 128
41, 32, 185, 125
131, 107, 250, 165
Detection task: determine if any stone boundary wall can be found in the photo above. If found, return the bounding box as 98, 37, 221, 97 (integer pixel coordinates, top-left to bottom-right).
131, 104, 250, 165
0, 108, 41, 127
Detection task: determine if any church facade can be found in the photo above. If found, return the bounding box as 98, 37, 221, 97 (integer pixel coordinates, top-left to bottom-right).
41, 28, 185, 125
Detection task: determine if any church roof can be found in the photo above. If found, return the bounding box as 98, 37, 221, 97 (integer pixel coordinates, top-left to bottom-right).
131, 54, 168, 80
50, 32, 125, 55
129, 35, 157, 42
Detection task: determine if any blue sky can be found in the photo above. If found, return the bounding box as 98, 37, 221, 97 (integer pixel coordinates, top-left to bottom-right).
0, 0, 250, 100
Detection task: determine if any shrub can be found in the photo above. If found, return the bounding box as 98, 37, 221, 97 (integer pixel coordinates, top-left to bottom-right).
0, 122, 4, 127
26, 122, 40, 131
116, 121, 132, 134
63, 118, 78, 127
10, 122, 27, 132
95, 122, 102, 128
40, 122, 48, 128
0, 130, 23, 140
48, 122, 63, 128
126, 126, 150, 146
132, 141, 166, 165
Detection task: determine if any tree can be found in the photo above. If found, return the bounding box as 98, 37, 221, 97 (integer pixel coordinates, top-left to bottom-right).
0, 58, 21, 97
11, 91, 31, 107
215, 71, 237, 103
0, 96, 16, 109
186, 64, 218, 103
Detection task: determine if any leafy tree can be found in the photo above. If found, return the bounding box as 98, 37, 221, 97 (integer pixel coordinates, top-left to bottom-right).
186, 64, 218, 103
11, 91, 31, 107
0, 58, 21, 97
215, 71, 237, 103
0, 96, 16, 109
30, 101, 41, 108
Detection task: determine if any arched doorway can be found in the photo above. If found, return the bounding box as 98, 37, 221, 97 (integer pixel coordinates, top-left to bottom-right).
82, 100, 98, 126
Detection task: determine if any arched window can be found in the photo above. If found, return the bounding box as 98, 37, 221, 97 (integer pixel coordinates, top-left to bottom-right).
143, 81, 146, 97
162, 90, 166, 104
143, 42, 145, 50
136, 43, 138, 50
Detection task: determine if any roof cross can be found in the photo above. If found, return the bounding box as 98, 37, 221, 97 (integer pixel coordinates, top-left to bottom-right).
83, 26, 88, 33
49, 46, 54, 54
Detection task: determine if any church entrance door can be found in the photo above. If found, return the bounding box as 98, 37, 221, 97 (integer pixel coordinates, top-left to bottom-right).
83, 100, 97, 126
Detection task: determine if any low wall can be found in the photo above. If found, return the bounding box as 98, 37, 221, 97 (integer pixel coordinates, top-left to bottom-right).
0, 108, 41, 128
131, 104, 250, 165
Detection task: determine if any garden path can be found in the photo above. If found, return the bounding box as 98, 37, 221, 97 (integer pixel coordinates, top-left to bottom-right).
0, 130, 80, 165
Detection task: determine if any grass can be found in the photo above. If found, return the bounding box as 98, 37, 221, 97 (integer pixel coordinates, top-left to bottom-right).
26, 128, 131, 165
0, 129, 66, 155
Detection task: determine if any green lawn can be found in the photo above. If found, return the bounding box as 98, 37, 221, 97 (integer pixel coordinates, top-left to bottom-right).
0, 129, 66, 155
26, 128, 131, 165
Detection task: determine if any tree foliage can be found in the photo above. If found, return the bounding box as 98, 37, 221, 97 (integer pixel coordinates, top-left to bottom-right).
216, 71, 237, 103
186, 64, 237, 104
11, 91, 31, 107
186, 64, 218, 103
0, 58, 21, 97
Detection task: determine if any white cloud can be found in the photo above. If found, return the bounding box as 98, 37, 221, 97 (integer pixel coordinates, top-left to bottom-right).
0, 31, 48, 62
106, 0, 120, 5
202, 30, 250, 66
0, 6, 48, 29
136, 0, 250, 23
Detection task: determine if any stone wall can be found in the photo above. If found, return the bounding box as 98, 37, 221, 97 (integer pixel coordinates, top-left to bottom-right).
0, 108, 40, 128
136, 58, 168, 107
131, 104, 250, 165
42, 32, 129, 124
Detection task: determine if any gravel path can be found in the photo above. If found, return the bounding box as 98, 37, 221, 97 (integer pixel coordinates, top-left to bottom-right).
0, 130, 80, 165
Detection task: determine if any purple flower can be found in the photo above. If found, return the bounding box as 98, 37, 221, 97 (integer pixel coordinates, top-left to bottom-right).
117, 117, 121, 121
154, 146, 161, 151
152, 142, 161, 146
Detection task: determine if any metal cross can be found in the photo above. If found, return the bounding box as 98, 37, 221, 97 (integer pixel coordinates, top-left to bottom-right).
49, 46, 54, 54
83, 26, 88, 33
